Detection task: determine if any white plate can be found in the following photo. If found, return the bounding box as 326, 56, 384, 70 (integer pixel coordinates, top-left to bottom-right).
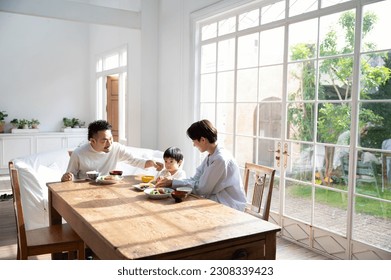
96, 175, 123, 184
176, 187, 192, 194
144, 188, 173, 199
132, 183, 154, 191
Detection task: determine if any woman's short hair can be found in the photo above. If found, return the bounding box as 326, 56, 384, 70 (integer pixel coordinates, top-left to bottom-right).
88, 120, 112, 139
163, 147, 184, 162
186, 119, 217, 143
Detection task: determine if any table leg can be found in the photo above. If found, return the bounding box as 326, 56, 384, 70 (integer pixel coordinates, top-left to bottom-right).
264, 232, 277, 260
48, 189, 63, 260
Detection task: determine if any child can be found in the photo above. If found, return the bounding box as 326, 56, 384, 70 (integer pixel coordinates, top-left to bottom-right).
155, 147, 186, 182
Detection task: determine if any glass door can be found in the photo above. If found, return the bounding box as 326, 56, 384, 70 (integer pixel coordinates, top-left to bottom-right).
196, 0, 391, 259
280, 1, 391, 259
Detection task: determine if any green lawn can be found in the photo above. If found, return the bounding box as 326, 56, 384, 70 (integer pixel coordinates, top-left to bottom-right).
288, 183, 391, 218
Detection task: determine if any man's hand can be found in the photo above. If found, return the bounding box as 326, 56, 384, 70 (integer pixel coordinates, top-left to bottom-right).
61, 172, 74, 182
145, 160, 164, 171
155, 162, 164, 171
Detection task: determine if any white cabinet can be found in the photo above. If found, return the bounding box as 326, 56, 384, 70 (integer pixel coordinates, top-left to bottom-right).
1, 136, 33, 167
0, 132, 87, 173
36, 135, 65, 153
65, 135, 87, 149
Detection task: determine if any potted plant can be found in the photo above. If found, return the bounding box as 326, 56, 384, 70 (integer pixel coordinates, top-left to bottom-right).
71, 118, 80, 128
10, 118, 19, 128
10, 118, 40, 133
63, 117, 73, 128
31, 119, 40, 129
0, 111, 8, 133
19, 119, 29, 129
63, 117, 83, 130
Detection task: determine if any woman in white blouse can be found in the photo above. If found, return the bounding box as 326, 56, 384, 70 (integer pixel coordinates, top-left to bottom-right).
155, 119, 247, 211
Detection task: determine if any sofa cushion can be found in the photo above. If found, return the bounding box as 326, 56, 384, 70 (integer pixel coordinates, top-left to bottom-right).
12, 149, 70, 230
14, 149, 71, 174
15, 164, 48, 230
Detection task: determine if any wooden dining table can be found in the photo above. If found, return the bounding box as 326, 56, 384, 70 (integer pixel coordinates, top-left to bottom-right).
47, 175, 281, 260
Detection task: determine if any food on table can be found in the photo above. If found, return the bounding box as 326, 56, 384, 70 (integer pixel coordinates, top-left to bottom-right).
141, 175, 155, 183
137, 183, 154, 190
150, 188, 168, 195
109, 170, 123, 176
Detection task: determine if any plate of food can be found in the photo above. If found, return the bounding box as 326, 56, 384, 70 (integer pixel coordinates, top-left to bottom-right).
144, 187, 173, 199
132, 182, 154, 191
96, 175, 123, 184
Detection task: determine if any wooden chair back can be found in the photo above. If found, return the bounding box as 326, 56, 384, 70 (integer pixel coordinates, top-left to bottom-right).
8, 161, 23, 259
8, 161, 85, 260
243, 162, 276, 221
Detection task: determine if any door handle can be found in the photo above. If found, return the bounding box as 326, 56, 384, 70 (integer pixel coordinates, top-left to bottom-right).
283, 143, 289, 168
275, 143, 281, 167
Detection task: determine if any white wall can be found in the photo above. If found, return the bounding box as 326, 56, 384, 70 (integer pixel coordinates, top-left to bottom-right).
0, 12, 90, 132
156, 0, 221, 174
0, 0, 145, 144
140, 0, 159, 149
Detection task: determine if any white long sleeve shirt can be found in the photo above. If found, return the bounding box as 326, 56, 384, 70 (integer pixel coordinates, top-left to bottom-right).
155, 168, 186, 180
172, 145, 247, 211
67, 142, 146, 179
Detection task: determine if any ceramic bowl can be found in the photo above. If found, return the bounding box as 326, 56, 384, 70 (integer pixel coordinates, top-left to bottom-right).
144, 187, 173, 199
141, 175, 155, 183
86, 171, 100, 180
171, 190, 189, 203
176, 187, 192, 194
109, 170, 123, 176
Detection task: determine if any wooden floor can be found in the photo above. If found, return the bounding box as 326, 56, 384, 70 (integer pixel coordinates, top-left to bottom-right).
0, 199, 330, 260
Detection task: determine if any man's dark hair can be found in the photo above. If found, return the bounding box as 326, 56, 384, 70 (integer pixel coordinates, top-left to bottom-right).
186, 119, 217, 143
88, 120, 112, 139
163, 147, 184, 162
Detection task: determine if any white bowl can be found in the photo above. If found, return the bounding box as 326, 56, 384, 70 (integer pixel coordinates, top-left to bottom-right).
86, 171, 100, 180
144, 188, 173, 199
176, 187, 192, 194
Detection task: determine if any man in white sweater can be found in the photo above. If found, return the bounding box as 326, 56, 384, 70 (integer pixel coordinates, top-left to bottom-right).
61, 120, 162, 181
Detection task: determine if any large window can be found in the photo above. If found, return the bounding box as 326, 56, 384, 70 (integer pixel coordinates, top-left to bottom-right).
196, 0, 391, 259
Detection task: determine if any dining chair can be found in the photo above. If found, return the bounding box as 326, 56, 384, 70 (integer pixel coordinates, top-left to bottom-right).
243, 162, 276, 221
8, 161, 85, 260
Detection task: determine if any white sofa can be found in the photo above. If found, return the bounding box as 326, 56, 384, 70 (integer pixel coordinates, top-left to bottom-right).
12, 146, 163, 230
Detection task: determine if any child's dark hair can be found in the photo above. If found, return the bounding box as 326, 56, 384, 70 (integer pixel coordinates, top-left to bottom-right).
163, 147, 184, 162
88, 120, 112, 139
186, 119, 217, 143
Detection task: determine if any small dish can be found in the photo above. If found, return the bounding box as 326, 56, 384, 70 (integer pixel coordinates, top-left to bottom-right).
144, 187, 173, 199
132, 182, 154, 191
176, 187, 192, 194
109, 170, 123, 176
96, 175, 123, 184
171, 190, 189, 203
86, 171, 100, 180
141, 175, 155, 183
